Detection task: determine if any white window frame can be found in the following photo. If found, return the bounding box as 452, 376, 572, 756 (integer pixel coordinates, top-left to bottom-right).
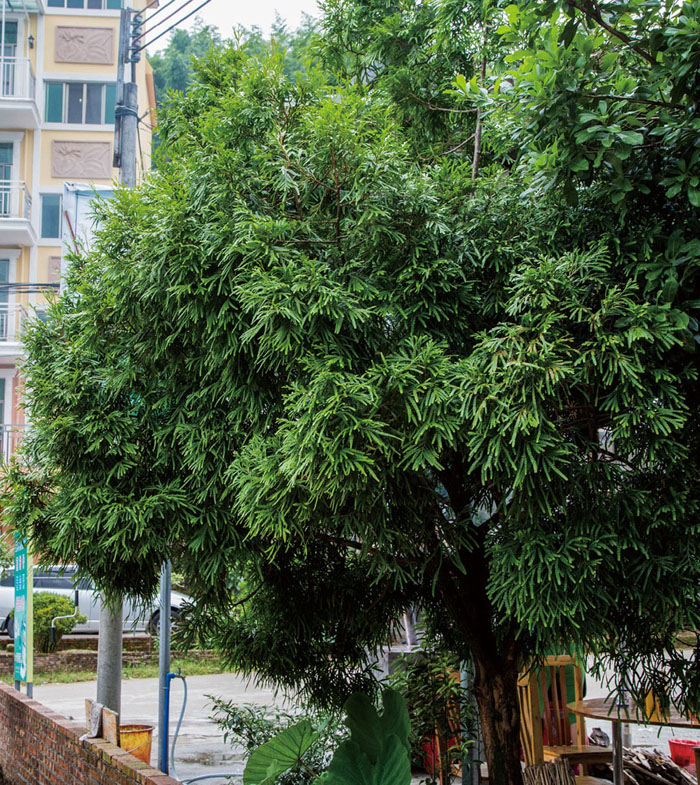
0, 370, 14, 430
45, 80, 112, 126
44, 0, 121, 13
0, 249, 19, 345
0, 132, 25, 219
36, 185, 64, 248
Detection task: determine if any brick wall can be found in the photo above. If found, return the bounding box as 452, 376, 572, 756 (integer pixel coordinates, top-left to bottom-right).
0, 649, 217, 674
0, 683, 180, 785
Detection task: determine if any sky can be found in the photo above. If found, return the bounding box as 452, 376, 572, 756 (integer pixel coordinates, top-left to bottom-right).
192, 0, 322, 36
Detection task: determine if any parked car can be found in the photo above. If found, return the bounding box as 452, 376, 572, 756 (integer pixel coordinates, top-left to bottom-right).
0, 565, 188, 637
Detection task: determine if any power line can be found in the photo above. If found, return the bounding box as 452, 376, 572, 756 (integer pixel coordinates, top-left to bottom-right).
133, 0, 213, 54
134, 0, 202, 44
142, 0, 182, 17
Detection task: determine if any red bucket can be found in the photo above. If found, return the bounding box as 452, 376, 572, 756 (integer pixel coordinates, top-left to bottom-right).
668, 739, 699, 770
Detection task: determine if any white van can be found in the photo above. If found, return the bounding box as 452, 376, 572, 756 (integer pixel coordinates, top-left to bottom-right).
0, 565, 188, 636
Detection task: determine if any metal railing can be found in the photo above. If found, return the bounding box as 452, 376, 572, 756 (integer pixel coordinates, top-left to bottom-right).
0, 424, 25, 463
0, 181, 32, 221
0, 304, 28, 342
0, 57, 36, 101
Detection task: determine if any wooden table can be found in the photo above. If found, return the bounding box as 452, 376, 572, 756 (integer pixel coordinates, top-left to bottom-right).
568, 698, 700, 785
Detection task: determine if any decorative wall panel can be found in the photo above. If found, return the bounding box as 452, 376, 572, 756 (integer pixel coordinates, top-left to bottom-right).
51, 141, 112, 179
48, 256, 62, 283
55, 27, 115, 64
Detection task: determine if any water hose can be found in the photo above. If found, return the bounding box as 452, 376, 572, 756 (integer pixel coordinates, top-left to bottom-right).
164, 671, 242, 784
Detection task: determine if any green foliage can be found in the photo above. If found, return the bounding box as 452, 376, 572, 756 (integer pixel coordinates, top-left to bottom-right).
455, 0, 700, 215
388, 647, 475, 783
5, 3, 700, 783
32, 592, 86, 654
242, 689, 411, 785
0, 536, 11, 575
149, 15, 318, 111
148, 20, 222, 106
210, 700, 346, 785
244, 721, 318, 785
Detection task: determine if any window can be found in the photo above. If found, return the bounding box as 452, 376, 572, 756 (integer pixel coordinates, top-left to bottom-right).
0, 264, 8, 341
35, 575, 74, 589
46, 0, 122, 8
45, 81, 116, 125
0, 143, 12, 217
41, 194, 62, 239
1, 22, 17, 96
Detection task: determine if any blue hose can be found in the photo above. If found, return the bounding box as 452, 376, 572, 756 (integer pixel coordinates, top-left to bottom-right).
163, 671, 242, 784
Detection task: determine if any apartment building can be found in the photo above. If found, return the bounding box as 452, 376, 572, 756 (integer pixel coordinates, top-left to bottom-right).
0, 0, 156, 459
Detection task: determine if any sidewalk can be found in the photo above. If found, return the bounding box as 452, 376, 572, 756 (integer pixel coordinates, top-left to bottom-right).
32, 664, 700, 784
35, 672, 282, 784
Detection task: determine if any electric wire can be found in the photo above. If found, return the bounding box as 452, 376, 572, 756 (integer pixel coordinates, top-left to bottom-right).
0, 283, 59, 291
134, 0, 203, 43
142, 0, 182, 18
133, 0, 213, 53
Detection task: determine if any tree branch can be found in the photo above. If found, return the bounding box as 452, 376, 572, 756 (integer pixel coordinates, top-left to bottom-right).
472, 56, 487, 179
407, 91, 477, 115
567, 1, 657, 66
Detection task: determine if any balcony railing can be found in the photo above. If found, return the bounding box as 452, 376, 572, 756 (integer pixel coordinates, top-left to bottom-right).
0, 57, 36, 101
0, 424, 26, 464
0, 305, 28, 343
0, 181, 32, 221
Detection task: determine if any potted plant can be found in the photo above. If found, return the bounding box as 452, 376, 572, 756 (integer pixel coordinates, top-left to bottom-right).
388, 646, 476, 785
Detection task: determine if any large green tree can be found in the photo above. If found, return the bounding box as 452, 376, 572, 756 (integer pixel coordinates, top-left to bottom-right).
5, 3, 700, 785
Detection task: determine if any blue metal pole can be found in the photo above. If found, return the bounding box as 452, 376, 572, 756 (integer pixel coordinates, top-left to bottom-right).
157, 560, 172, 772
161, 671, 175, 774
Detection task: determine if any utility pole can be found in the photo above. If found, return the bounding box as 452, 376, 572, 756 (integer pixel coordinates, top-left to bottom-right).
157, 560, 172, 773
96, 5, 143, 716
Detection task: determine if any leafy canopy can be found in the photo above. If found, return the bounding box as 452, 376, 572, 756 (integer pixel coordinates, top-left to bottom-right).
5, 2, 700, 782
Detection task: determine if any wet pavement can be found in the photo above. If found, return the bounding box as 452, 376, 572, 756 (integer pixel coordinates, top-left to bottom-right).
35, 671, 287, 784
31, 661, 700, 784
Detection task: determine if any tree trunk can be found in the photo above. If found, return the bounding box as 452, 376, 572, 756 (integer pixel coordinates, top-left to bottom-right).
432, 534, 524, 785
472, 655, 523, 785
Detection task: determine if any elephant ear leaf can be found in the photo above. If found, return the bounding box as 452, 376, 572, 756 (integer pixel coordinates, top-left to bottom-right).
378, 689, 411, 752
243, 720, 318, 785
343, 692, 383, 764
371, 735, 412, 785
322, 739, 373, 785
343, 688, 411, 763
322, 734, 411, 785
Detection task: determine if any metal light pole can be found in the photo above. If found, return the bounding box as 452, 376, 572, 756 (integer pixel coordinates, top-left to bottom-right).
96, 7, 142, 717
157, 560, 172, 773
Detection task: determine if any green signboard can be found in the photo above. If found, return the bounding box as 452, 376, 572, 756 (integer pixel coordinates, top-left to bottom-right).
13, 536, 33, 685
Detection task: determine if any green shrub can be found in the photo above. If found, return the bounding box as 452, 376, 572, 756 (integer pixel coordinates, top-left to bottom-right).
33, 592, 86, 653
210, 698, 346, 784
388, 647, 477, 784
242, 689, 411, 785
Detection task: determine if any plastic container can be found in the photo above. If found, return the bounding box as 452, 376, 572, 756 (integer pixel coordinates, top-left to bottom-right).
668, 738, 699, 770
422, 735, 460, 776
119, 724, 153, 765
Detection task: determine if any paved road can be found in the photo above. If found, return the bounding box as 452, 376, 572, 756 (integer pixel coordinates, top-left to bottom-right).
33, 663, 700, 784
35, 672, 286, 784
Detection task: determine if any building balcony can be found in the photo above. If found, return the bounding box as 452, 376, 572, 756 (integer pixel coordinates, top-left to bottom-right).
0, 57, 40, 129
0, 181, 36, 246
0, 424, 26, 464
0, 305, 29, 363
0, 304, 27, 343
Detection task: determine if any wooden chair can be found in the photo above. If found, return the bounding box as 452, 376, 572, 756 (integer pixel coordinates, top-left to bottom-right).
518, 655, 613, 771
